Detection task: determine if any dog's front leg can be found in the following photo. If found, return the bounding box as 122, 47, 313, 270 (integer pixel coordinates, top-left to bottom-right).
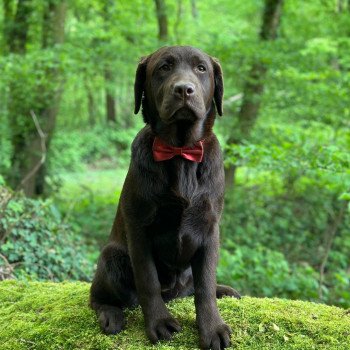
191, 225, 232, 350
127, 225, 181, 343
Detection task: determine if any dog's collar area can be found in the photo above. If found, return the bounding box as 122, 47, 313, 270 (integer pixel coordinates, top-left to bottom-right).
152, 136, 204, 162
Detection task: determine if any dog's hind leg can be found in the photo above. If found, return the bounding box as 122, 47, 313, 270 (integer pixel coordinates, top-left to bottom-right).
216, 284, 241, 299
90, 242, 138, 334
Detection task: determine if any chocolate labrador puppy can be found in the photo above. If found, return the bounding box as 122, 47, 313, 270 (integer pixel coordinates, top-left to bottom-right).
90, 46, 240, 350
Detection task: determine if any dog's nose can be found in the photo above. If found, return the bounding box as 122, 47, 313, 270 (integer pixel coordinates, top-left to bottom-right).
174, 83, 195, 98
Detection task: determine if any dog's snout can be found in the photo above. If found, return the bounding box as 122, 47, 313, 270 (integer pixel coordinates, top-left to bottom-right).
174, 82, 195, 98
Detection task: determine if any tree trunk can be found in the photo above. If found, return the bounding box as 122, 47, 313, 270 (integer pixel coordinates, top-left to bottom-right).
236, 62, 268, 139
104, 68, 117, 123
3, 0, 14, 53
154, 0, 168, 41
33, 85, 64, 196
102, 1, 117, 123
6, 0, 33, 192
33, 0, 67, 196
336, 0, 342, 13
42, 0, 66, 48
174, 0, 183, 42
225, 0, 283, 188
7, 0, 31, 53
260, 0, 283, 40
191, 0, 198, 19
7, 0, 67, 197
85, 78, 96, 126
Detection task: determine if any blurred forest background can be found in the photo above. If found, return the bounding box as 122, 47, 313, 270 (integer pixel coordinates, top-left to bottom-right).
0, 0, 349, 308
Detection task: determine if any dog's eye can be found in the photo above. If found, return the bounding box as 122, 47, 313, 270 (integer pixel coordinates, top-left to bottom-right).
159, 64, 171, 71
197, 65, 206, 72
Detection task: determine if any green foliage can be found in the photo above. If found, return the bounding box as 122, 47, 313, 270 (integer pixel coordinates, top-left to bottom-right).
46, 125, 133, 245
48, 124, 138, 173
0, 187, 94, 281
1, 281, 349, 350
0, 46, 70, 186
52, 169, 127, 246
218, 245, 319, 301
0, 0, 350, 313
0, 57, 12, 174
219, 169, 350, 307
218, 3, 350, 308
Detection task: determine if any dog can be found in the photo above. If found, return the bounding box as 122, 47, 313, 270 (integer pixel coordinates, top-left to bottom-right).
90, 46, 240, 350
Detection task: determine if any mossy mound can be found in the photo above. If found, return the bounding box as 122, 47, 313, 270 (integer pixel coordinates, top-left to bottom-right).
0, 281, 349, 350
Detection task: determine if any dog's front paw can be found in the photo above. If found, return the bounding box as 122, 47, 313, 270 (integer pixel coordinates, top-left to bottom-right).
199, 322, 232, 350
146, 316, 181, 343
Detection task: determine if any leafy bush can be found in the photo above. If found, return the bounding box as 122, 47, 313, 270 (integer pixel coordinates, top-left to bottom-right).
0, 123, 11, 174
219, 168, 350, 307
219, 88, 350, 306
0, 186, 94, 281
218, 244, 319, 301
53, 169, 126, 246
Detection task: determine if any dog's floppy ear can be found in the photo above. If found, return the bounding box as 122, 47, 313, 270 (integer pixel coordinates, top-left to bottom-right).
212, 58, 224, 116
134, 56, 149, 115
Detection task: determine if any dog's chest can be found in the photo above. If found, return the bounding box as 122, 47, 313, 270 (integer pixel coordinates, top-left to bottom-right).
149, 160, 202, 268
150, 213, 199, 270
168, 159, 199, 200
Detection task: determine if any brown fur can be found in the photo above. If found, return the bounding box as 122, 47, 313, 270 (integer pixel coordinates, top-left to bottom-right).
90, 46, 240, 350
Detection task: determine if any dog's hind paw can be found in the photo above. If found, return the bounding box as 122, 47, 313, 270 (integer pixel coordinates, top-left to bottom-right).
216, 284, 241, 299
98, 305, 125, 335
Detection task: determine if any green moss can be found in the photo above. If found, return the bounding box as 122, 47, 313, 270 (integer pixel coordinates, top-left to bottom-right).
0, 281, 349, 350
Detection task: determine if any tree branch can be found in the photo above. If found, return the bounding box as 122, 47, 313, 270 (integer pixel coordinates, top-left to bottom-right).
0, 252, 14, 280
17, 111, 47, 192
318, 199, 348, 300
224, 93, 244, 105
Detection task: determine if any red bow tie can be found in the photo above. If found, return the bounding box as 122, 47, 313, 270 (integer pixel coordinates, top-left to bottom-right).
152, 137, 204, 162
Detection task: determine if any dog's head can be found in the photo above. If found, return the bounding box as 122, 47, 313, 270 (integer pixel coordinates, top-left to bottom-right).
134, 46, 223, 128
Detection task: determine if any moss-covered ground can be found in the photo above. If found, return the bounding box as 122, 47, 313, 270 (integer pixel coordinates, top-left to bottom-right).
0, 280, 349, 349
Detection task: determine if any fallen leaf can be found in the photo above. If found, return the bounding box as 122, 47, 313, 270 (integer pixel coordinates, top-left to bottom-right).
258, 323, 265, 332
272, 323, 280, 331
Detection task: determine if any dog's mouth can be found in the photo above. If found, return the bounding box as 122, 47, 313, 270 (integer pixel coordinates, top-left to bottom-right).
169, 106, 197, 122
161, 101, 204, 124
